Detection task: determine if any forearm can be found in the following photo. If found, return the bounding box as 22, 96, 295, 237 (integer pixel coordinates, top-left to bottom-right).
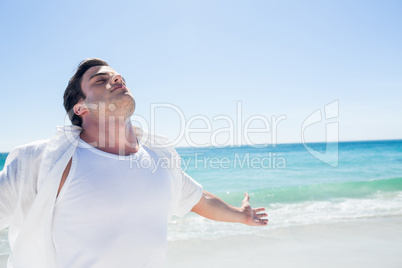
191, 190, 245, 224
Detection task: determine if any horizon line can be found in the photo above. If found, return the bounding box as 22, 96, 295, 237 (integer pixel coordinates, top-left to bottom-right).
0, 138, 401, 154
174, 138, 402, 149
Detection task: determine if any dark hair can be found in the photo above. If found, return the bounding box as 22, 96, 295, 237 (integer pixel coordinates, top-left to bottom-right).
63, 58, 109, 126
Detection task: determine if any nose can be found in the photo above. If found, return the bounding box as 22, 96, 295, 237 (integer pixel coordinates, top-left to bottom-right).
112, 74, 124, 85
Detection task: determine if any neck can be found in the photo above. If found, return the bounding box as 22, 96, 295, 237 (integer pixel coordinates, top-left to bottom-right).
80, 117, 139, 156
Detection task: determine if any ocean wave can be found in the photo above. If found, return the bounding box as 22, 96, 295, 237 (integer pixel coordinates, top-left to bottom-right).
167, 189, 402, 241
218, 177, 402, 205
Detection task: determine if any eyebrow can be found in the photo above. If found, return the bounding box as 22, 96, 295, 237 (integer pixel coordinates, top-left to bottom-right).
89, 72, 126, 83
89, 72, 109, 81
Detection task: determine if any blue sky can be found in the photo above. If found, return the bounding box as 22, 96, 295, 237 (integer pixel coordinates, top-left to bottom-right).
0, 0, 401, 151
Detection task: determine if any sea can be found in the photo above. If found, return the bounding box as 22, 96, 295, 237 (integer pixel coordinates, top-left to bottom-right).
1, 139, 402, 255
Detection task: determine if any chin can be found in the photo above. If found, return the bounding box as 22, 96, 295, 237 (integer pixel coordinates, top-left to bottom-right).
110, 95, 135, 117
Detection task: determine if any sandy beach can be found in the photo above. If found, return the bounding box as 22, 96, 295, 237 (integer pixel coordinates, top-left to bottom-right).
1, 216, 401, 268
167, 216, 402, 268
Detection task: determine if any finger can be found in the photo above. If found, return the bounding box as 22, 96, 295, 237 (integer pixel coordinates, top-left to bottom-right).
256, 213, 268, 218
254, 207, 266, 213
243, 192, 250, 203
255, 219, 268, 226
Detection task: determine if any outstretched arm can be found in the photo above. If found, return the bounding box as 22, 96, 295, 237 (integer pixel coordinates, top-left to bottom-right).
191, 191, 268, 226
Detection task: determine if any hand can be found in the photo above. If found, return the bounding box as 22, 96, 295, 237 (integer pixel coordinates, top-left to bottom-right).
240, 192, 268, 226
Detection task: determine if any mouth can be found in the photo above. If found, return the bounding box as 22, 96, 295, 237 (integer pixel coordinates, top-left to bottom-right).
111, 85, 127, 92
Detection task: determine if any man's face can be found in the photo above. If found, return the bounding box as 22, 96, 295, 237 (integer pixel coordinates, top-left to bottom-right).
80, 65, 135, 118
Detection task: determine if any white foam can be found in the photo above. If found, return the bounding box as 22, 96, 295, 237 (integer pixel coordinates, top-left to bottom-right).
167, 191, 402, 241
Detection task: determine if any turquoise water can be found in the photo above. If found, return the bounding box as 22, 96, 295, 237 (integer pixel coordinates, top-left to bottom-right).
176, 140, 402, 203
169, 139, 402, 240
0, 155, 6, 171
1, 139, 402, 245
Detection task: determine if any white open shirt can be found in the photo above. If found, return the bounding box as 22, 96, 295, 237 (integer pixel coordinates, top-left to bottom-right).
0, 125, 203, 268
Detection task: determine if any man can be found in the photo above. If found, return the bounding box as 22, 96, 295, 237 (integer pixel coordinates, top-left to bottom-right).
0, 58, 268, 268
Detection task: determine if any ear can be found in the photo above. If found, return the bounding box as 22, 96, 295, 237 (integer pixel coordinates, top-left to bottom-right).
73, 100, 88, 116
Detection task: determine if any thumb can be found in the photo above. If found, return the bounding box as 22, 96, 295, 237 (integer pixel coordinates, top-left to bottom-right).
242, 192, 250, 203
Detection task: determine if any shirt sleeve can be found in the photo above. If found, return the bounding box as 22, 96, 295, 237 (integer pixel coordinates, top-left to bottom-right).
0, 148, 21, 230
172, 168, 203, 217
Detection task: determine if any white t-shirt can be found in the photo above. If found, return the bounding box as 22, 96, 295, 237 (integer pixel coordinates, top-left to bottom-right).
52, 138, 203, 268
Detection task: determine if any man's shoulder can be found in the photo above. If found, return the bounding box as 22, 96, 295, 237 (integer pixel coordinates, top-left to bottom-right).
4, 139, 49, 167
13, 139, 49, 154
134, 127, 181, 166
7, 139, 49, 160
